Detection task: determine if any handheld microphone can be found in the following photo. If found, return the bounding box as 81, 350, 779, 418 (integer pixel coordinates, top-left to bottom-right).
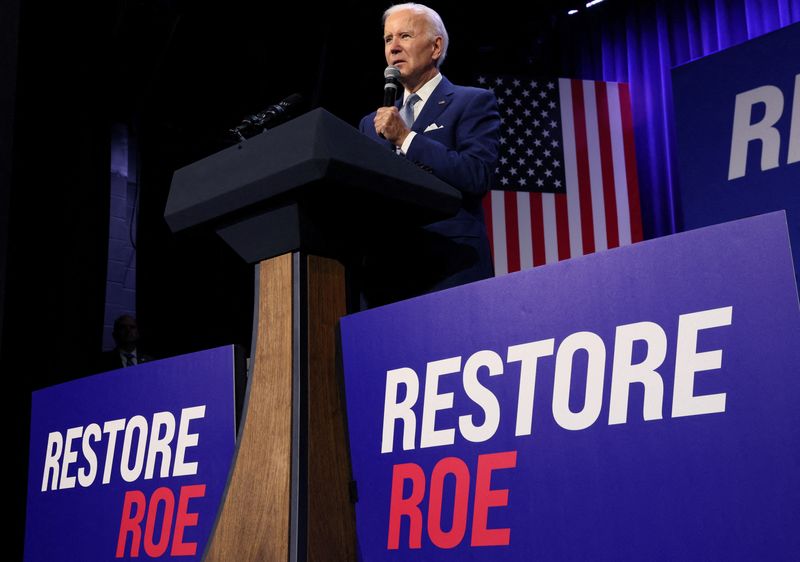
230, 93, 304, 141
383, 65, 401, 107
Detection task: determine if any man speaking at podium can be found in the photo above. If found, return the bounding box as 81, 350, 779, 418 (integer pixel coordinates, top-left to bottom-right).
359, 2, 500, 306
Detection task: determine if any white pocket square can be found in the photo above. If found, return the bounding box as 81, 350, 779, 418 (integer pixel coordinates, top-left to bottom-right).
423, 123, 445, 133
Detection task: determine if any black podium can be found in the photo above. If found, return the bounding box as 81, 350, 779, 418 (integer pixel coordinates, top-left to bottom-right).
165, 108, 460, 562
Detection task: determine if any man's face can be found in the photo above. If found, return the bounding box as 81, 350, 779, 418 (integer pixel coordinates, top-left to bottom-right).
383, 9, 442, 89
114, 316, 139, 346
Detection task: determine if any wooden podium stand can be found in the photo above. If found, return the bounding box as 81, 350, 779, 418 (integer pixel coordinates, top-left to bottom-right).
165, 109, 461, 561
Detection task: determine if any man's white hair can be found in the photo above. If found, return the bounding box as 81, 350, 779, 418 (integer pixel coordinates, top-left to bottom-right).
383, 3, 449, 68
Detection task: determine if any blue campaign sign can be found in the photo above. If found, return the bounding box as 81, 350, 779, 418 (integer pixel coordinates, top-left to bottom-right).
340, 212, 800, 561
672, 22, 800, 279
25, 346, 237, 561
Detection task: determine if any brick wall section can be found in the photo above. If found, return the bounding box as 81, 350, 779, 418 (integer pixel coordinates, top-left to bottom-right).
103, 124, 137, 350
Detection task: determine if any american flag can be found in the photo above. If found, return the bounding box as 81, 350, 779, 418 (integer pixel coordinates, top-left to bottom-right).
477, 76, 644, 274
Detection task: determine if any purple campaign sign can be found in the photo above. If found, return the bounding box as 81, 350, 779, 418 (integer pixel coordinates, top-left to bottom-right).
340, 212, 800, 561
672, 23, 800, 281
25, 346, 237, 561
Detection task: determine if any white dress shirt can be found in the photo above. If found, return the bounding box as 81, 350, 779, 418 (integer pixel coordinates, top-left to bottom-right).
399, 72, 443, 154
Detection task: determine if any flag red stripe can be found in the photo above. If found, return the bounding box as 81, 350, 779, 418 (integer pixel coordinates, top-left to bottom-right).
529, 192, 546, 266
570, 79, 595, 254
482, 76, 642, 274
555, 193, 571, 261
482, 194, 495, 261
595, 82, 621, 248
503, 191, 521, 273
619, 84, 644, 243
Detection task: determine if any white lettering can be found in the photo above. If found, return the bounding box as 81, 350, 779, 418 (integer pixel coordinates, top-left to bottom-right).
144, 412, 176, 479
120, 416, 149, 482
672, 306, 733, 417
788, 74, 800, 165
173, 405, 206, 477
381, 367, 420, 453
609, 321, 666, 425
41, 431, 63, 492
375, 306, 733, 452
102, 418, 126, 484
420, 357, 461, 449
508, 339, 555, 437
78, 423, 101, 487
458, 350, 503, 443
552, 332, 606, 430
40, 406, 208, 492
729, 85, 784, 180
58, 426, 83, 490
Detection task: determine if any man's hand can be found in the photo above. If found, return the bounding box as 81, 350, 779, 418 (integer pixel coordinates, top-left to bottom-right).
374, 107, 411, 147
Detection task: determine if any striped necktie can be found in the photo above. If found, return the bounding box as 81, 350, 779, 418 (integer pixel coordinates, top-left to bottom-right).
400, 93, 420, 129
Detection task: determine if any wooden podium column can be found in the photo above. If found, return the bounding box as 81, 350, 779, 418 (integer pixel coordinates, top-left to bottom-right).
205, 252, 356, 561
306, 255, 356, 562
165, 107, 462, 561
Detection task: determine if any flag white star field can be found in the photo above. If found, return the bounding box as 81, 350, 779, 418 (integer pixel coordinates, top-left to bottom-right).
477, 75, 644, 274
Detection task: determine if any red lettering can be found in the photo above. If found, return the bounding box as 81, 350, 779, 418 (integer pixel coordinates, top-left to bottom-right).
171, 484, 206, 556
116, 484, 207, 558
387, 463, 426, 550
471, 451, 517, 547
386, 451, 518, 551
144, 487, 175, 557
117, 490, 147, 557
427, 457, 470, 549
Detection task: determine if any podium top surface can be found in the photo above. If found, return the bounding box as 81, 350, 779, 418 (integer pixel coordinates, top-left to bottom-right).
164, 108, 462, 233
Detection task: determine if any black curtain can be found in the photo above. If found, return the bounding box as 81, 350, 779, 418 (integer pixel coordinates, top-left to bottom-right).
558, 0, 800, 239
5, 2, 112, 558
1, 2, 21, 559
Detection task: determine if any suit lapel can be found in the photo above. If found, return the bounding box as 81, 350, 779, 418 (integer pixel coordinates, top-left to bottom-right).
412, 75, 455, 133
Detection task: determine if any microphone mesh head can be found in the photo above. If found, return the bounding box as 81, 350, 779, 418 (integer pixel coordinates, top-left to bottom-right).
282, 93, 304, 107
384, 65, 401, 80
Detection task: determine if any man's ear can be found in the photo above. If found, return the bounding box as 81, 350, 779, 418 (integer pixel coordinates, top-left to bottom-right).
431, 36, 443, 62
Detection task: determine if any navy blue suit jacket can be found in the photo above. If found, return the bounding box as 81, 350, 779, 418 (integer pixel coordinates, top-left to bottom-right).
358, 76, 501, 297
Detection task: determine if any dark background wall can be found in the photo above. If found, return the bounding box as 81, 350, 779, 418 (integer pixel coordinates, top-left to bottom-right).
3, 0, 582, 375
18, 0, 789, 556
0, 0, 19, 359
133, 0, 577, 362
8, 1, 799, 555
5, 3, 112, 555
0, 0, 21, 551
3, 2, 582, 555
